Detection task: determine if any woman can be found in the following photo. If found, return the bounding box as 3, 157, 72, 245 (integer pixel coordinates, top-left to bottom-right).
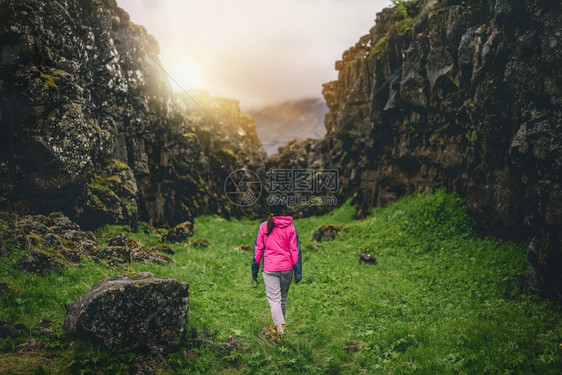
252, 203, 302, 337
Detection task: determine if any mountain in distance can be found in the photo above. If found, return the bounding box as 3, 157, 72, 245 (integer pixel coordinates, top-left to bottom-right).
249, 98, 328, 156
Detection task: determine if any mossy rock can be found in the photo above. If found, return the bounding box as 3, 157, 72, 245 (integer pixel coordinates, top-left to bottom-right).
259, 326, 282, 345
93, 234, 173, 265
84, 188, 120, 214
369, 35, 389, 62
164, 222, 195, 243
81, 180, 137, 230
92, 174, 120, 190
313, 223, 343, 242
215, 148, 237, 164
104, 159, 131, 172
150, 245, 175, 255
92, 246, 130, 265
189, 238, 212, 248
16, 249, 65, 274
107, 233, 138, 248
63, 272, 189, 351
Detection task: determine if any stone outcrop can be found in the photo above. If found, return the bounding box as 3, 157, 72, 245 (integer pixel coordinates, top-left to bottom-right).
271, 0, 561, 299
92, 233, 173, 266
63, 272, 189, 351
0, 210, 173, 270
0, 0, 266, 230
0, 211, 97, 270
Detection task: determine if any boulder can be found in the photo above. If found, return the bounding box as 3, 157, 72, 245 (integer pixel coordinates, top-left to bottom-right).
313, 224, 342, 242
63, 272, 189, 351
164, 222, 195, 243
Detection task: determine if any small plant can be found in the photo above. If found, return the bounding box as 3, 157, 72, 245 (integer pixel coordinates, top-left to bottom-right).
467, 129, 478, 143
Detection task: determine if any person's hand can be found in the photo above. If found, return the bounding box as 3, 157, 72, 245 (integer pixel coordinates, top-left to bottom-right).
295, 277, 301, 284
252, 274, 258, 282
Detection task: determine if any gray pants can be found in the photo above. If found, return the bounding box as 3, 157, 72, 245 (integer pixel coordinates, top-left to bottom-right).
263, 270, 293, 326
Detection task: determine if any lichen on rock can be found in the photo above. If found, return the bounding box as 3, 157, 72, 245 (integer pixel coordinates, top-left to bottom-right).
63, 272, 189, 351
92, 233, 173, 266
164, 221, 195, 243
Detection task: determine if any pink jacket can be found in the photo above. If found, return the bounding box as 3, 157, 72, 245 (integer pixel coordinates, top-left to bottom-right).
254, 216, 299, 272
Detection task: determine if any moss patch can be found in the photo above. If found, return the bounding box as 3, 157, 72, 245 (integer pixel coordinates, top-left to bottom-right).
39, 72, 58, 90
369, 35, 389, 62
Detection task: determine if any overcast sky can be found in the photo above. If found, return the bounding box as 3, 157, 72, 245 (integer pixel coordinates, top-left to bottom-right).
116, 0, 391, 110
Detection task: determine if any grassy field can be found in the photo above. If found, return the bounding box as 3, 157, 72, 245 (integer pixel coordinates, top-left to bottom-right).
1, 190, 561, 374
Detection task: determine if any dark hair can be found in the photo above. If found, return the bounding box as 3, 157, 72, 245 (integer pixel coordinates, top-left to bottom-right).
266, 203, 287, 236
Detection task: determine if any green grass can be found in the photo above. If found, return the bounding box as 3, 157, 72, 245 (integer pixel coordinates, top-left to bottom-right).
1, 190, 561, 374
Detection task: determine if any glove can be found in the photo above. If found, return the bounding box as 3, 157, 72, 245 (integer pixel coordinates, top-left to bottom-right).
252, 274, 258, 282
295, 277, 302, 284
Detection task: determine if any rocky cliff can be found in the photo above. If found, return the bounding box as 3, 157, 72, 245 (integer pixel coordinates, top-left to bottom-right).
0, 0, 266, 230
271, 0, 561, 299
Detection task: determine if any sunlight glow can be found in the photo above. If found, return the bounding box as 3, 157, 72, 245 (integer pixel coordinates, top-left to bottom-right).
162, 55, 206, 91
117, 0, 391, 109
